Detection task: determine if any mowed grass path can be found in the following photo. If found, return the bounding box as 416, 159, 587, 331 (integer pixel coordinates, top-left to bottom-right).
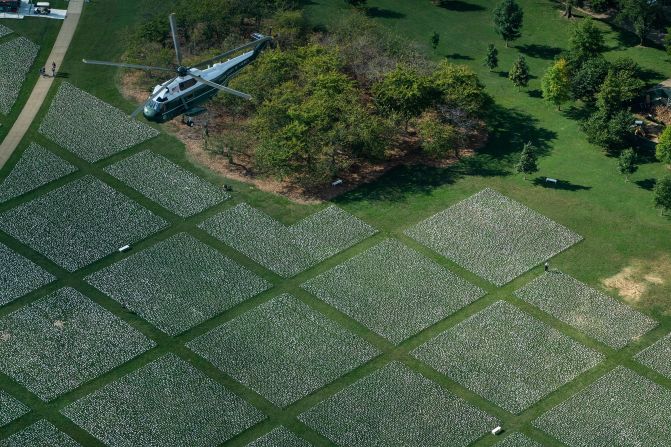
306, 0, 671, 317
0, 1, 670, 447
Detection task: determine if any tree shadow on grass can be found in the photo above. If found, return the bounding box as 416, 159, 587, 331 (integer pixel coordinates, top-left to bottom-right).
635, 178, 657, 190
434, 0, 485, 11
484, 104, 558, 159
532, 177, 592, 191
563, 104, 593, 122
528, 89, 542, 98
366, 7, 405, 19
445, 53, 474, 60
517, 44, 563, 60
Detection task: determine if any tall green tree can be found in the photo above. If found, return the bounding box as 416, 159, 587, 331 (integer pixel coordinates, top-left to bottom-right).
596, 60, 644, 114
541, 58, 571, 110
493, 0, 523, 47
432, 61, 489, 115
568, 19, 606, 62
616, 0, 660, 46
509, 55, 530, 90
484, 44, 499, 71
654, 175, 671, 215
582, 108, 633, 153
570, 57, 610, 103
618, 148, 637, 181
516, 141, 538, 179
373, 65, 432, 130
431, 32, 440, 50
656, 126, 671, 167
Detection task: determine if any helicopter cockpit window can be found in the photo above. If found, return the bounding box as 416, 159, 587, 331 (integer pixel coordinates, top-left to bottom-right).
179, 78, 197, 90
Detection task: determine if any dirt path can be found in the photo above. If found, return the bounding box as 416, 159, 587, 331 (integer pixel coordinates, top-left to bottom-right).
0, 0, 84, 169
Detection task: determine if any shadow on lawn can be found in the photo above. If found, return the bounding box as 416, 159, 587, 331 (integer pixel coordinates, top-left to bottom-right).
435, 0, 485, 11
517, 43, 563, 60
445, 53, 474, 60
366, 7, 405, 19
636, 178, 657, 190
532, 177, 592, 191
484, 104, 558, 159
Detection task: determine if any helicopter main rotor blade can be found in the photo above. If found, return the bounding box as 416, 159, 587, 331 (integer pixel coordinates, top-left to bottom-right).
169, 13, 182, 66
193, 36, 272, 69
190, 73, 252, 101
82, 59, 174, 73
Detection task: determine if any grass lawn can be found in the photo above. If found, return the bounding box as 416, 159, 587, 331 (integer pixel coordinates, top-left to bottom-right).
0, 0, 670, 446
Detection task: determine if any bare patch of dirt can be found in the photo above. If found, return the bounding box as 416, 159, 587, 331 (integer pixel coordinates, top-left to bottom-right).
602, 255, 671, 303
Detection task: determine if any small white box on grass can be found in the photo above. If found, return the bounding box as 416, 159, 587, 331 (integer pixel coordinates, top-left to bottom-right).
118, 245, 131, 253
491, 426, 502, 435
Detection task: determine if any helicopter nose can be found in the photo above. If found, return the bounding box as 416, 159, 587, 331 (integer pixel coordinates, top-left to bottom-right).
143, 105, 157, 119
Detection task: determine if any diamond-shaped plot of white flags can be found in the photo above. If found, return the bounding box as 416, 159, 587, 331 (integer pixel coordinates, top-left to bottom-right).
515, 271, 657, 349
405, 188, 582, 286
413, 300, 603, 414
0, 36, 39, 115
302, 239, 485, 344
0, 142, 77, 203
61, 354, 265, 447
87, 233, 271, 335
0, 287, 155, 401
534, 366, 671, 447
0, 420, 81, 447
38, 82, 159, 162
104, 150, 229, 217
299, 361, 498, 447
0, 390, 28, 428
187, 294, 379, 407
200, 203, 377, 277
0, 242, 54, 307
0, 175, 168, 272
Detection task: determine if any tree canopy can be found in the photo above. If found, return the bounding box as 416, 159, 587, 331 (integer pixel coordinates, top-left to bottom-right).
656, 126, 671, 166
542, 58, 571, 110
509, 55, 530, 90
654, 175, 671, 215
493, 0, 524, 46
568, 19, 606, 62
516, 141, 539, 179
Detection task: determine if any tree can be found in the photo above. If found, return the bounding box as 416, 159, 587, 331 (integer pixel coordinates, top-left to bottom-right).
509, 55, 530, 90
568, 19, 606, 62
654, 175, 671, 215
541, 58, 571, 110
431, 32, 440, 50
656, 126, 671, 166
596, 61, 644, 114
484, 44, 499, 71
373, 65, 432, 130
516, 142, 538, 179
563, 0, 574, 17
493, 0, 523, 47
618, 148, 637, 181
570, 57, 609, 102
582, 108, 633, 153
616, 0, 660, 46
417, 111, 461, 159
432, 61, 489, 115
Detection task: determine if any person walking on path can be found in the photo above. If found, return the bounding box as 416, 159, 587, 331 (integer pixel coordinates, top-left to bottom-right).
39, 67, 45, 77
51, 61, 56, 77
544, 261, 549, 272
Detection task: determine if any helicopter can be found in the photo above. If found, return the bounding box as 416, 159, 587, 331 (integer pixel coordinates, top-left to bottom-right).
82, 13, 272, 125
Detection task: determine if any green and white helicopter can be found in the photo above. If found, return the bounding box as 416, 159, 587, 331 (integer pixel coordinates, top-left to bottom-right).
83, 13, 272, 124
